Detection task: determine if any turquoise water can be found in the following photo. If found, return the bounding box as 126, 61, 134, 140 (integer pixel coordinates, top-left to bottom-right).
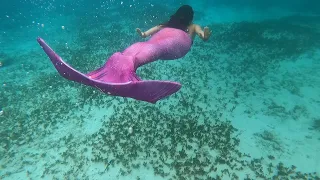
1, 0, 320, 179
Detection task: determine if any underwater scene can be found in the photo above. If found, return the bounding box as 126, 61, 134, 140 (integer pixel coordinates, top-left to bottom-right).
0, 0, 320, 179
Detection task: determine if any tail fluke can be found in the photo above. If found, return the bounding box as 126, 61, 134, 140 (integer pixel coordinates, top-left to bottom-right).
37, 37, 181, 103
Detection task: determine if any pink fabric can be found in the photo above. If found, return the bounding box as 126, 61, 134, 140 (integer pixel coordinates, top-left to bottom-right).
87, 28, 192, 83
123, 28, 192, 68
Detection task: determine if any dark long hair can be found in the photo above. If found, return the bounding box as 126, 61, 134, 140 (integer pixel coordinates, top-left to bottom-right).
161, 5, 194, 31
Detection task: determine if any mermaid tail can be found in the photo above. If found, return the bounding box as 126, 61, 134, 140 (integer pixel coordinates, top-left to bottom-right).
37, 28, 192, 103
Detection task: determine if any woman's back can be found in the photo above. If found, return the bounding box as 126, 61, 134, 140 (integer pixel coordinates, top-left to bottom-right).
123, 27, 192, 66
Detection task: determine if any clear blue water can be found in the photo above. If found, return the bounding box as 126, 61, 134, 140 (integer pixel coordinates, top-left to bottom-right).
0, 0, 320, 179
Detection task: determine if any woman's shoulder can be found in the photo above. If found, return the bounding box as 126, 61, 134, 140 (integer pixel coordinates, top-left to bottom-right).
188, 24, 199, 31
188, 23, 200, 30
190, 23, 201, 28
189, 23, 195, 28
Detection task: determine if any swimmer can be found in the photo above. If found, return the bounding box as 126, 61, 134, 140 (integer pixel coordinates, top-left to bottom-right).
136, 5, 211, 42
37, 5, 211, 103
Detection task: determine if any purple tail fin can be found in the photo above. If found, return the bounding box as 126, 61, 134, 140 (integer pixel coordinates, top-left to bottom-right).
37, 37, 182, 103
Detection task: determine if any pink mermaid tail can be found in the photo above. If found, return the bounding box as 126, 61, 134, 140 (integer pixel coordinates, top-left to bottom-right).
37, 28, 192, 103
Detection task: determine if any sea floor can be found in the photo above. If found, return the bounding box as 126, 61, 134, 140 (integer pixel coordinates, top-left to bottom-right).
0, 3, 320, 180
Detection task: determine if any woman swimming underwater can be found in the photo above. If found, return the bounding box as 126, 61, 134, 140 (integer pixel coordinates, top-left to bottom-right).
37, 5, 212, 103
136, 5, 211, 42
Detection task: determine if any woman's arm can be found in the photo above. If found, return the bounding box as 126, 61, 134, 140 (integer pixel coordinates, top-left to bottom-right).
136, 25, 163, 38
194, 24, 211, 41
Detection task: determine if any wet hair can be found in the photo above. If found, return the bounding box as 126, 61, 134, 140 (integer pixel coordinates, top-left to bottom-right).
161, 5, 194, 31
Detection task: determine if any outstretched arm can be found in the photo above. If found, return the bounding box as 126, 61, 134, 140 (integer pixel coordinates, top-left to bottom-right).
194, 25, 212, 41
136, 25, 163, 38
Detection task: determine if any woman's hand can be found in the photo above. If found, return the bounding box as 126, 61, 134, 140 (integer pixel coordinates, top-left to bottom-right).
136, 28, 146, 38
203, 27, 212, 41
